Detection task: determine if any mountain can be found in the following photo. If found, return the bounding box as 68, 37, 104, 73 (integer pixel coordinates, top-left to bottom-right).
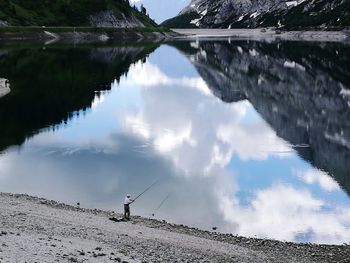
133, 0, 191, 24
171, 40, 350, 195
0, 0, 157, 27
162, 0, 350, 29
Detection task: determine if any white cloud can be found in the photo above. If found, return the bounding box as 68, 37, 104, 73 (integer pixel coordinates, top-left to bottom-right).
119, 61, 294, 178
154, 123, 196, 153
123, 61, 211, 95
218, 183, 350, 244
217, 120, 293, 161
124, 114, 151, 139
294, 169, 340, 192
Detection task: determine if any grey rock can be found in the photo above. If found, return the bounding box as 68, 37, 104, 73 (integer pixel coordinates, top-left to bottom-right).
0, 20, 9, 27
0, 78, 10, 99
89, 10, 144, 28
165, 0, 350, 29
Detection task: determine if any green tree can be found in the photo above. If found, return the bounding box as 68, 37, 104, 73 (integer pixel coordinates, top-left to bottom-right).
140, 4, 147, 15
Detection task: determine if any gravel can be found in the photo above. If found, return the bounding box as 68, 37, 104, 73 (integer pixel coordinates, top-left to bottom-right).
0, 192, 349, 262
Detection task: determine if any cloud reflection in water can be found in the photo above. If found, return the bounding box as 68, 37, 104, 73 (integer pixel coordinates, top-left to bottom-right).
0, 45, 349, 244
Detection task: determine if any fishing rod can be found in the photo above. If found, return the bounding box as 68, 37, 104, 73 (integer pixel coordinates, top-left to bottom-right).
133, 180, 158, 203
152, 194, 171, 216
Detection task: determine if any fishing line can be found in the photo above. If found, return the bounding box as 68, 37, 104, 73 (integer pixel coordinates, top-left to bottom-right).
133, 180, 159, 202
152, 194, 171, 216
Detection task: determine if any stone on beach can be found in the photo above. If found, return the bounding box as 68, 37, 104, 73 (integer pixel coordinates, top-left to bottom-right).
0, 192, 349, 263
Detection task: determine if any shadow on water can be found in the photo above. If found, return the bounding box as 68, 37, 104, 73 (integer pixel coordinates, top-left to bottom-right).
0, 42, 159, 153
171, 40, 350, 196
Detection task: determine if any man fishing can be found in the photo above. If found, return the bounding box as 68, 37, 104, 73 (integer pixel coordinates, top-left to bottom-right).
124, 194, 134, 220
121, 190, 171, 222
119, 181, 158, 222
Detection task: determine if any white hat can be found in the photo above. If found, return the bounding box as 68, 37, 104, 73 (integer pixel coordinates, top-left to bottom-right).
127, 194, 131, 197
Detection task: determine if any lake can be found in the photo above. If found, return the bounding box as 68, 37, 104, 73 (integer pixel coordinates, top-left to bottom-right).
0, 39, 349, 245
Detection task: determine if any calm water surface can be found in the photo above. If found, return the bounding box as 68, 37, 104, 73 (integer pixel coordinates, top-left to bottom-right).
0, 40, 349, 244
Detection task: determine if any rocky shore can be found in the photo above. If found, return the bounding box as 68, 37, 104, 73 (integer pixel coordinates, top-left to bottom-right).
1, 27, 349, 44
0, 193, 349, 262
0, 28, 174, 44
172, 28, 350, 43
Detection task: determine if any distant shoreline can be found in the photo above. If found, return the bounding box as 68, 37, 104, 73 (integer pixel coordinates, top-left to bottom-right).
1, 27, 350, 44
0, 192, 349, 262
0, 26, 174, 43
172, 28, 350, 43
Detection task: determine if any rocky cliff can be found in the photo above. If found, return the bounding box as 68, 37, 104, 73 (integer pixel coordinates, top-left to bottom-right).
173, 40, 350, 194
89, 10, 144, 28
163, 0, 350, 29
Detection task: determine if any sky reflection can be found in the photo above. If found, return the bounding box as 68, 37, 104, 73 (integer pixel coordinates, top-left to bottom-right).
0, 45, 349, 245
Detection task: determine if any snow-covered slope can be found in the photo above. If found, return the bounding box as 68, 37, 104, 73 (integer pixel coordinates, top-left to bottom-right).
162, 0, 350, 29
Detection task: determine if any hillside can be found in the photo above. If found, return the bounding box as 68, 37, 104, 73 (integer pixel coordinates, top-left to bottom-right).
162, 0, 350, 29
0, 0, 157, 27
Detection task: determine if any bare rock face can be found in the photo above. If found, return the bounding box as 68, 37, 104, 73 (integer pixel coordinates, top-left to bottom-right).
0, 78, 10, 98
89, 10, 144, 28
164, 0, 350, 29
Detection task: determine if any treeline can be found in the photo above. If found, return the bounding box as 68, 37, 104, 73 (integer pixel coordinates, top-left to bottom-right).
0, 0, 155, 26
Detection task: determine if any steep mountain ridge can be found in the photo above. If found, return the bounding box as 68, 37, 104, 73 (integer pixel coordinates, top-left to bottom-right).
0, 0, 156, 27
162, 0, 350, 29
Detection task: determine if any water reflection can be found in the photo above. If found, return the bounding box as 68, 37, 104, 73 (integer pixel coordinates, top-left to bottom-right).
0, 41, 349, 244
0, 44, 158, 152
173, 40, 350, 196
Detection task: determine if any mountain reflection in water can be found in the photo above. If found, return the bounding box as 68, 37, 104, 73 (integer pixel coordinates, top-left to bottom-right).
0, 45, 157, 152
172, 40, 350, 196
0, 40, 349, 245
